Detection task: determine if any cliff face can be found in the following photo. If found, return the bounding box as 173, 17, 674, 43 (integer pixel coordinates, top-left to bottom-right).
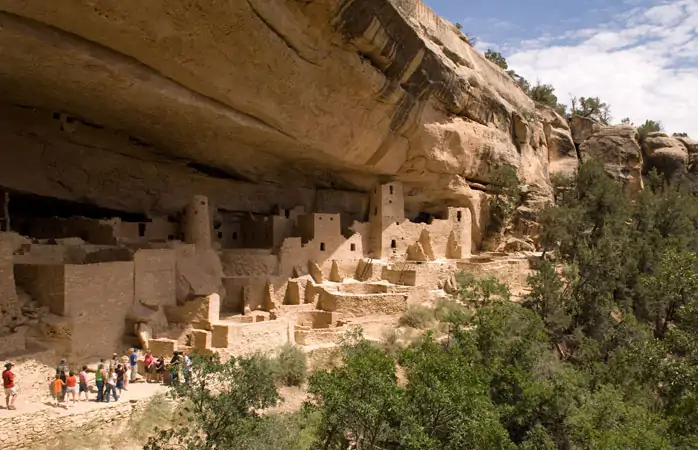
0, 0, 562, 244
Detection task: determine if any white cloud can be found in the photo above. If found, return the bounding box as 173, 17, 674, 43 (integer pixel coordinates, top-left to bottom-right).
507, 0, 698, 137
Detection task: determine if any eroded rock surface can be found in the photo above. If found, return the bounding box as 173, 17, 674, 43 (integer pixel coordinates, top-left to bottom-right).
580, 125, 643, 193
0, 0, 555, 218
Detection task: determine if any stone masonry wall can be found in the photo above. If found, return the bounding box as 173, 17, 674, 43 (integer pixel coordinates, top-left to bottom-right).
0, 397, 156, 450
63, 262, 135, 360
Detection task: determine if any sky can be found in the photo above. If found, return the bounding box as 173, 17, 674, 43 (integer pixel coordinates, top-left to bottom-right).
424, 0, 698, 137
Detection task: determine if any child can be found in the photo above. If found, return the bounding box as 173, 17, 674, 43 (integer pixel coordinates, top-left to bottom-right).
154, 356, 165, 383
51, 374, 65, 408
115, 363, 125, 394
78, 366, 89, 402
65, 371, 78, 406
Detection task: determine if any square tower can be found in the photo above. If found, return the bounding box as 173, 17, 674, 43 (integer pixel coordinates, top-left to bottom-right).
368, 182, 405, 225
368, 182, 406, 259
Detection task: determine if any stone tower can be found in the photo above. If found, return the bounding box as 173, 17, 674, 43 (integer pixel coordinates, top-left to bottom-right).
368, 182, 405, 259
183, 195, 212, 248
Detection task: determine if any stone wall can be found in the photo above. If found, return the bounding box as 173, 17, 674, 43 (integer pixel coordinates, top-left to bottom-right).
134, 249, 176, 307
0, 397, 158, 450
63, 262, 135, 360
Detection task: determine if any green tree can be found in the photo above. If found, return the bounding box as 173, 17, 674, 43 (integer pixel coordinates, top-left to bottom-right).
638, 119, 663, 140
305, 329, 402, 449
399, 334, 513, 449
144, 353, 281, 450
570, 96, 611, 124
485, 49, 509, 70
638, 247, 698, 338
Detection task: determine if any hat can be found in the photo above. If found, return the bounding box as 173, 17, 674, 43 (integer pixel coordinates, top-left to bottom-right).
4, 362, 14, 369
112, 352, 118, 357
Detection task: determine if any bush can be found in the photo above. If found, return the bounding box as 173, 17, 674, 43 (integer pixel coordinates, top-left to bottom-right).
399, 305, 435, 329
434, 297, 472, 326
275, 344, 308, 387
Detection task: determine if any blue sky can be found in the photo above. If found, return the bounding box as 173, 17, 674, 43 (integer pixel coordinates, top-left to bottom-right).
423, 0, 698, 137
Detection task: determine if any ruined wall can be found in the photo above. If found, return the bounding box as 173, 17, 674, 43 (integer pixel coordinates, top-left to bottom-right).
212, 320, 294, 354
63, 262, 134, 359
14, 264, 65, 315
11, 216, 118, 245
0, 233, 22, 328
134, 249, 176, 307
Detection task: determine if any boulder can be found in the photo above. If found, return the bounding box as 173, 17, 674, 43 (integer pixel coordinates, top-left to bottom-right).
580, 125, 643, 193
642, 132, 688, 181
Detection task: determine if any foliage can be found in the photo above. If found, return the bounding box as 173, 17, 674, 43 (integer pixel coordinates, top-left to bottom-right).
486, 164, 523, 239
485, 49, 508, 70
434, 296, 472, 326
570, 96, 611, 124
638, 119, 663, 140
673, 132, 689, 138
528, 82, 567, 116
455, 272, 511, 305
275, 344, 308, 387
399, 305, 435, 329
144, 352, 281, 450
305, 329, 403, 450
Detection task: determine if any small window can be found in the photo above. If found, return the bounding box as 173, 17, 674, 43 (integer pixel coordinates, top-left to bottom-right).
167, 235, 175, 240
320, 242, 326, 251
217, 231, 223, 239
330, 217, 334, 221
350, 243, 356, 251
457, 211, 462, 222
200, 200, 206, 206
374, 207, 378, 216
138, 223, 146, 237
319, 216, 322, 220
285, 210, 290, 219
232, 232, 238, 240
388, 200, 392, 204
390, 239, 397, 249
396, 222, 400, 226
389, 185, 394, 195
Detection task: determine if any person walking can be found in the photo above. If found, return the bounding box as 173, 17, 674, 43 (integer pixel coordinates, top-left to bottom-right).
65, 371, 78, 406
95, 360, 106, 402
104, 370, 119, 403
50, 374, 65, 408
56, 359, 68, 402
2, 362, 17, 410
129, 348, 138, 383
78, 366, 89, 402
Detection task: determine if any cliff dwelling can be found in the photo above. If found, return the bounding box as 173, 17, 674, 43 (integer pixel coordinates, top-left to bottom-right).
0, 0, 546, 372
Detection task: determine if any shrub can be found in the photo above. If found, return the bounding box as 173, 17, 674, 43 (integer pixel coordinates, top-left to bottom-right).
434, 297, 472, 326
399, 305, 435, 329
275, 344, 308, 387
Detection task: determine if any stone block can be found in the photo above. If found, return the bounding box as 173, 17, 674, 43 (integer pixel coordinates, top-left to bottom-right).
148, 338, 177, 357
192, 329, 212, 351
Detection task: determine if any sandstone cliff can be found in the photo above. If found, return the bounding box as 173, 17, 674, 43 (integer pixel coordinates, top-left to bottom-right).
0, 0, 567, 247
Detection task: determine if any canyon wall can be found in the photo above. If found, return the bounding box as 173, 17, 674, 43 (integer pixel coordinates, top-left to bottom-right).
0, 0, 560, 233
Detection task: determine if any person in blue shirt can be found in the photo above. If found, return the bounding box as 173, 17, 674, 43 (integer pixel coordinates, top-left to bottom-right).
129, 348, 138, 383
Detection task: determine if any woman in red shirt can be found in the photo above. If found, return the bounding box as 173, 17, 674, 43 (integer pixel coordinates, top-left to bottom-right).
143, 352, 154, 383
3, 362, 17, 410
65, 371, 79, 406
